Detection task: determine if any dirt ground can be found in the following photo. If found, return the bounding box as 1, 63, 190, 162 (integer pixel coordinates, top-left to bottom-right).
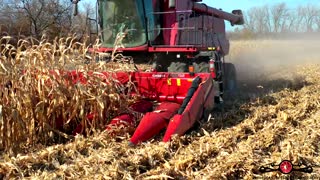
1, 39, 320, 179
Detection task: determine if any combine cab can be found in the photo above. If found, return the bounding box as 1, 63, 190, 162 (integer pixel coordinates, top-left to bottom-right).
71, 0, 244, 144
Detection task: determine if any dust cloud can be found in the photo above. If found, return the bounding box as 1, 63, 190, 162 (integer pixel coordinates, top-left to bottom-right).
226, 37, 320, 98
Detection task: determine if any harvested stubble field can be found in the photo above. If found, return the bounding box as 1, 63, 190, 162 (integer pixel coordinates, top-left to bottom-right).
0, 37, 320, 179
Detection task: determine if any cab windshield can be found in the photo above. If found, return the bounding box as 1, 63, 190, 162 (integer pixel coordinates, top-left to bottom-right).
98, 0, 147, 48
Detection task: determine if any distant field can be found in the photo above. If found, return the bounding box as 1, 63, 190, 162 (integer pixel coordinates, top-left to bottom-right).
0, 38, 320, 179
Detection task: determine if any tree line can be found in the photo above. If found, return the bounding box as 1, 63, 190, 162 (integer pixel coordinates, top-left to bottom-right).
245, 3, 320, 33
0, 1, 319, 41
231, 2, 320, 39
0, 0, 95, 42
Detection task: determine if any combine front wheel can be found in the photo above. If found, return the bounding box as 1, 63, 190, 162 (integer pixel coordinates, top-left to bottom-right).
193, 61, 209, 73
167, 62, 187, 72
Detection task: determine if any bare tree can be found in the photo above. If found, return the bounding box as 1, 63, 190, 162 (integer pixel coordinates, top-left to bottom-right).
244, 5, 271, 34
13, 0, 72, 38
316, 11, 320, 32
271, 3, 289, 33
70, 2, 96, 41
0, 0, 99, 40
0, 0, 30, 39
298, 4, 319, 32
241, 2, 320, 35
284, 10, 298, 33
243, 9, 257, 33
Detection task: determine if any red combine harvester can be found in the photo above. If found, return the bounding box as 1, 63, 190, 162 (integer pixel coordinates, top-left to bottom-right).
71, 0, 244, 145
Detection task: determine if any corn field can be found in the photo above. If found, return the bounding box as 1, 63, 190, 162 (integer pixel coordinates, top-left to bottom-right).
0, 36, 141, 154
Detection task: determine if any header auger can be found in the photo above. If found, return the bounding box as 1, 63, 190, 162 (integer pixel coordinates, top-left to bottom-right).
69, 0, 244, 145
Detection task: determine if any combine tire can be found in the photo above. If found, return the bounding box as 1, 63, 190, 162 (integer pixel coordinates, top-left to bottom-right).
223, 63, 237, 94
193, 61, 209, 73
168, 62, 187, 72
